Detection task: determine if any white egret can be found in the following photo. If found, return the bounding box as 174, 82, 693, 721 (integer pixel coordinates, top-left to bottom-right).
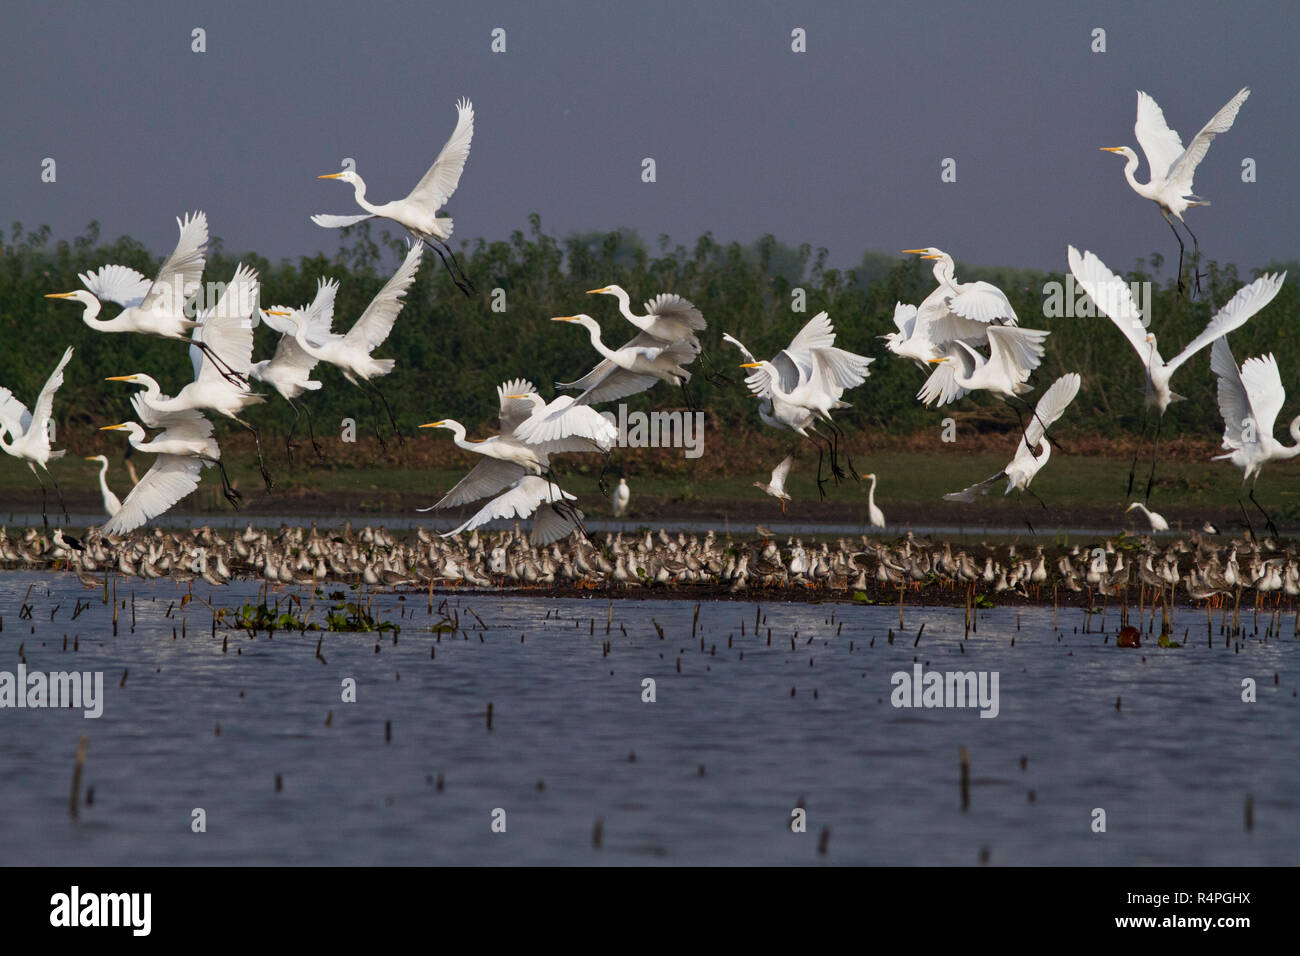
0, 346, 74, 527
552, 315, 698, 407
442, 475, 584, 546
902, 248, 1018, 323
728, 314, 871, 492
85, 455, 123, 517
419, 379, 616, 512
45, 212, 241, 385
943, 373, 1081, 533
1210, 336, 1300, 536
1125, 502, 1170, 532
1068, 244, 1285, 497
314, 98, 475, 294
864, 473, 885, 529
753, 455, 794, 513
925, 325, 1048, 402
252, 278, 337, 459
99, 392, 238, 525
105, 264, 274, 489
612, 477, 630, 517
282, 242, 423, 444
1101, 87, 1250, 292
586, 285, 706, 349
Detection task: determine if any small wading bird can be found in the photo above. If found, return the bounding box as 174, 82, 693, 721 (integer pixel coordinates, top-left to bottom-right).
314, 98, 475, 295
45, 212, 244, 386
85, 455, 124, 517
252, 278, 337, 461
551, 315, 699, 409
1209, 335, 1300, 537
943, 372, 1081, 534
1068, 245, 1285, 499
99, 391, 239, 531
753, 455, 794, 513
1101, 87, 1250, 294
1126, 501, 1170, 532
0, 347, 74, 528
105, 264, 274, 491
277, 242, 424, 445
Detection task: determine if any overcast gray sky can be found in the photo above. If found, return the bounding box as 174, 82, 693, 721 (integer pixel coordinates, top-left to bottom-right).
3, 0, 1296, 273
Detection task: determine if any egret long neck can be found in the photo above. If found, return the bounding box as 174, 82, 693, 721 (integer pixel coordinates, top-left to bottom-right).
582, 321, 617, 362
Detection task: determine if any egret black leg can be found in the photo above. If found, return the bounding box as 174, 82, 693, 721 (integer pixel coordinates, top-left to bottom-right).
1144, 415, 1163, 502
234, 417, 274, 491
1162, 209, 1187, 295
303, 403, 325, 460
1248, 485, 1279, 538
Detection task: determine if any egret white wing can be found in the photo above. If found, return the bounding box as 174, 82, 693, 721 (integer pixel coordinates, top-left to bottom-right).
1164, 272, 1286, 374
78, 264, 152, 308
406, 97, 474, 216
1165, 87, 1250, 195
342, 242, 423, 352
101, 455, 204, 536
1133, 91, 1186, 183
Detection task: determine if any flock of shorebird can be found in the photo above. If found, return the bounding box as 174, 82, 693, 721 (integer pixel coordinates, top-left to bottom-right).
5, 522, 1298, 608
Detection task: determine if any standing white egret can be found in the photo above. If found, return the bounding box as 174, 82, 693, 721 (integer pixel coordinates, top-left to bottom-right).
864, 473, 886, 529
552, 315, 698, 407
282, 242, 423, 444
252, 278, 337, 459
612, 477, 630, 517
0, 346, 74, 527
85, 455, 123, 517
1068, 244, 1285, 497
314, 98, 475, 294
1125, 502, 1170, 532
753, 455, 794, 513
105, 264, 274, 489
45, 212, 242, 385
1101, 87, 1250, 292
943, 373, 1081, 533
1210, 336, 1300, 536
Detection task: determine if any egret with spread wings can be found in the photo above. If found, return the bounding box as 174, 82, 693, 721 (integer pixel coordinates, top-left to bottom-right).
1101, 87, 1250, 293
0, 346, 74, 528
315, 98, 475, 295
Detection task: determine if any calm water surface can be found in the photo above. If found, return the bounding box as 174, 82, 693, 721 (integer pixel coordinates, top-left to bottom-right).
0, 572, 1295, 865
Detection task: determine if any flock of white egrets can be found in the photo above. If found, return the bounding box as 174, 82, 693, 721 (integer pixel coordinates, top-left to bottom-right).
1, 85, 1296, 543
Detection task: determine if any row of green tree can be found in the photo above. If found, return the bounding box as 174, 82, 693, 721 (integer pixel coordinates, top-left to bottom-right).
2, 216, 1296, 450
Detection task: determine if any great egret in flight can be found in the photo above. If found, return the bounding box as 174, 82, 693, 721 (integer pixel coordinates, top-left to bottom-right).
314, 98, 475, 295
943, 372, 1081, 533
1100, 87, 1250, 293
44, 212, 243, 386
419, 379, 616, 512
552, 315, 698, 408
753, 455, 794, 513
442, 475, 585, 546
99, 391, 238, 528
253, 278, 337, 460
105, 264, 274, 490
0, 346, 74, 528
1210, 335, 1300, 536
281, 242, 423, 445
85, 455, 124, 517
1068, 244, 1285, 497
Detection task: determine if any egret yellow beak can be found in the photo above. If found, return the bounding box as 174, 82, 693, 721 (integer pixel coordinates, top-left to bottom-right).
927, 358, 946, 364
84, 456, 99, 462
921, 254, 942, 260
739, 362, 762, 368
551, 316, 579, 322
419, 421, 446, 429
503, 394, 532, 400
318, 173, 344, 179
45, 292, 77, 299
99, 424, 128, 431
586, 287, 609, 295
1100, 147, 1126, 153
263, 309, 293, 316
901, 249, 930, 255
105, 376, 136, 383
